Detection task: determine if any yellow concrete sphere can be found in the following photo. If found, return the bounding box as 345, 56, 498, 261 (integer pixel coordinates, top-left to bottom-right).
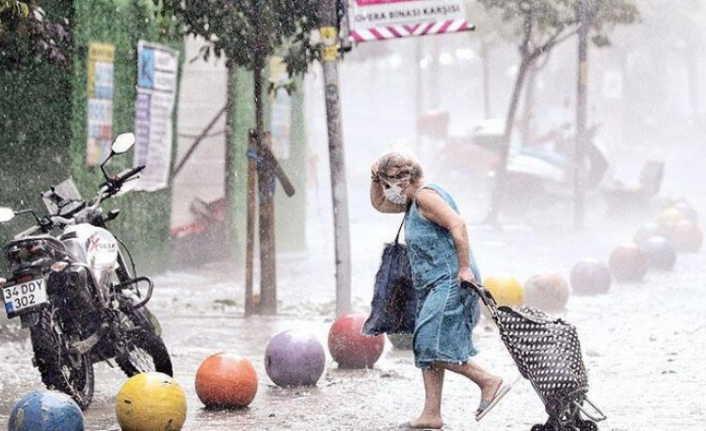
116, 372, 187, 431
483, 274, 524, 307
657, 207, 687, 232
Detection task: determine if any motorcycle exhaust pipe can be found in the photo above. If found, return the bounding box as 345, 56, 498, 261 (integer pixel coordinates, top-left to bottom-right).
69, 322, 110, 356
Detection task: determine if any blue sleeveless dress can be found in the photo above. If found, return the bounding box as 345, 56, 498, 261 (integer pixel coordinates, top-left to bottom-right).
404, 183, 482, 369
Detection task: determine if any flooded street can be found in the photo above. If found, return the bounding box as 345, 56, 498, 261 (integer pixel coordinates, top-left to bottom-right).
2, 0, 705, 429
1, 191, 705, 430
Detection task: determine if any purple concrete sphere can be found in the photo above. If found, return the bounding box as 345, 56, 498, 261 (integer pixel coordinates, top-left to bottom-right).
570, 258, 612, 295
265, 330, 326, 387
640, 236, 677, 270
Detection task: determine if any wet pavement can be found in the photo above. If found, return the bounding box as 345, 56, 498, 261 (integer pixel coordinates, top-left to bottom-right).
1, 192, 705, 430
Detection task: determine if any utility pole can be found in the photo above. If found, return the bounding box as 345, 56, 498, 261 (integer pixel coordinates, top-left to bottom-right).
575, 0, 589, 230
318, 0, 352, 317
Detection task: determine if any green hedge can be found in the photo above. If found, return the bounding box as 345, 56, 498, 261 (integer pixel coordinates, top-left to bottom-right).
70, 0, 182, 274
0, 0, 182, 275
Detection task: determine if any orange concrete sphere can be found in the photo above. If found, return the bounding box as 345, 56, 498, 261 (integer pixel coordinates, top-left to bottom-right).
195, 353, 258, 408
328, 313, 385, 369
671, 220, 703, 253
609, 243, 648, 282
523, 272, 570, 311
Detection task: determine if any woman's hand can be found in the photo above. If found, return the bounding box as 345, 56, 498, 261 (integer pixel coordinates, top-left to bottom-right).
370, 161, 380, 182
457, 266, 476, 287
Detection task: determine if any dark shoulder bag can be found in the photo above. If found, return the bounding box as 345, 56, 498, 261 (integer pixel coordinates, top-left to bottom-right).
362, 211, 416, 336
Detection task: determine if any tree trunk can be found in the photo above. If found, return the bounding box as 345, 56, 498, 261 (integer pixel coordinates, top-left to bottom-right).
686, 39, 700, 122
414, 37, 424, 150
244, 125, 257, 316
253, 62, 277, 315
481, 41, 491, 119
223, 64, 239, 305
485, 58, 531, 224
520, 64, 538, 145
245, 0, 277, 315
574, 0, 589, 230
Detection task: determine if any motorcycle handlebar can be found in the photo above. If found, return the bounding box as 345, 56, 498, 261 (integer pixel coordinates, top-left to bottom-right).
92, 165, 144, 207
13, 165, 143, 238
116, 166, 145, 184
14, 224, 43, 239
13, 215, 76, 239
41, 187, 64, 205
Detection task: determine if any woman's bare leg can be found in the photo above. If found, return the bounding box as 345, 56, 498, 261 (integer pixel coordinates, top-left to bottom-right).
435, 361, 502, 404
408, 367, 445, 428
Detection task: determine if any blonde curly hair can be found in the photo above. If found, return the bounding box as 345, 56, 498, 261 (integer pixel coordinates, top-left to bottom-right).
375, 141, 424, 182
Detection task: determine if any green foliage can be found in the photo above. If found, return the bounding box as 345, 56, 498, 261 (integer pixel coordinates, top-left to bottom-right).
0, 1, 30, 17
0, 0, 73, 69
0, 3, 74, 213
159, 0, 320, 77
478, 0, 639, 55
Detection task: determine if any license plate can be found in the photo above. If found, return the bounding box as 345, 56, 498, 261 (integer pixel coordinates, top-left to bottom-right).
3, 278, 48, 314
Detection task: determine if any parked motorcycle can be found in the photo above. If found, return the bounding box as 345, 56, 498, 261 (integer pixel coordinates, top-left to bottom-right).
0, 133, 172, 409
474, 119, 611, 213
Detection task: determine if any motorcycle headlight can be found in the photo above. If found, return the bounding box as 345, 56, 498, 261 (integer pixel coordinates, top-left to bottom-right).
50, 261, 70, 272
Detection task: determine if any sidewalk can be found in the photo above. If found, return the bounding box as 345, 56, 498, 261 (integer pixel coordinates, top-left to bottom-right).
134, 197, 706, 430
1, 190, 704, 430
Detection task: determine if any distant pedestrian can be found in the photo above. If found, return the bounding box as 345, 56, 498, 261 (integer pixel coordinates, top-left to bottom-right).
370, 145, 511, 429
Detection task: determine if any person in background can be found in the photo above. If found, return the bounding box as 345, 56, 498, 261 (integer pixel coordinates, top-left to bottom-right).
370, 145, 511, 429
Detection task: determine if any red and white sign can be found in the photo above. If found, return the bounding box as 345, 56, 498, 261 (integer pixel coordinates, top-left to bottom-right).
348, 0, 470, 42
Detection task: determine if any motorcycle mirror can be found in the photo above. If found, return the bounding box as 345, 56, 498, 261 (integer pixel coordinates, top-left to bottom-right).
111, 133, 136, 154
0, 207, 15, 222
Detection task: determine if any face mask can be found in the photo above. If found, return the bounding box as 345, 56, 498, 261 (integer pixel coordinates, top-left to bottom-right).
382, 180, 408, 205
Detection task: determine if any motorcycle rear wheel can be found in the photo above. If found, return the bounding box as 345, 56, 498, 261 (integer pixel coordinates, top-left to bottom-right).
30, 306, 95, 410
116, 307, 172, 377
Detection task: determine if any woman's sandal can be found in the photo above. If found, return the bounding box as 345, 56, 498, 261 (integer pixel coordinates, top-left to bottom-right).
475, 380, 513, 421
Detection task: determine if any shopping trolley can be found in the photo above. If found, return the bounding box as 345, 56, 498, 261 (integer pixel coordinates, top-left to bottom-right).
463, 281, 606, 431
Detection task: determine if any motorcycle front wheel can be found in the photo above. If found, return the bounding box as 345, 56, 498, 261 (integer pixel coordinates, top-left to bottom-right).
30, 306, 95, 409
116, 306, 173, 377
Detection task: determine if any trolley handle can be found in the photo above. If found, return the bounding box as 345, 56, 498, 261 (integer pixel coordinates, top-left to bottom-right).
461, 280, 498, 311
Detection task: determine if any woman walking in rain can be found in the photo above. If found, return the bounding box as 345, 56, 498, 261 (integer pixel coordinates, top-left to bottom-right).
370, 145, 511, 429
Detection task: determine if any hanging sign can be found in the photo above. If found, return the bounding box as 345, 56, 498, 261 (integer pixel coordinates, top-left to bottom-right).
348, 0, 471, 43
86, 42, 115, 166
133, 40, 179, 192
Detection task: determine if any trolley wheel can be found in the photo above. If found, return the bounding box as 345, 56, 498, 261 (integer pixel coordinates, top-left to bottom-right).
578, 420, 598, 431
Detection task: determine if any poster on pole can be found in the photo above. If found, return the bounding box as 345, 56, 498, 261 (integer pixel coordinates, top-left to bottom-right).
133, 40, 179, 192
269, 56, 291, 161
87, 42, 114, 166
347, 0, 471, 42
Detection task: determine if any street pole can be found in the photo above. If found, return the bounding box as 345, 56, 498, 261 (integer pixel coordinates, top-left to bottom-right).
575, 0, 589, 230
318, 0, 352, 317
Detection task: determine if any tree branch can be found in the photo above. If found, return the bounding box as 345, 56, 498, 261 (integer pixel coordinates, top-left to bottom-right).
528, 25, 578, 63
519, 12, 534, 59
